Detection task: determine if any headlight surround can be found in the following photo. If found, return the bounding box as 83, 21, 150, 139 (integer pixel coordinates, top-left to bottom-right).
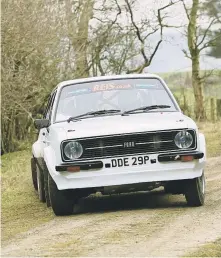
174, 130, 193, 149
64, 141, 83, 160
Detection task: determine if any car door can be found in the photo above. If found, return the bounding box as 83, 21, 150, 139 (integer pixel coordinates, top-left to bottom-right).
42, 90, 57, 147
37, 91, 57, 152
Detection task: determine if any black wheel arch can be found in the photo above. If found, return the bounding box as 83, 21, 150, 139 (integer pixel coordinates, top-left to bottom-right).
31, 157, 38, 191
36, 157, 51, 207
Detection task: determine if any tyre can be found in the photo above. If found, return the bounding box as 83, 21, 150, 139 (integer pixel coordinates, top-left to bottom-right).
185, 172, 205, 206
37, 164, 46, 202
40, 160, 51, 207
31, 158, 38, 191
48, 173, 74, 216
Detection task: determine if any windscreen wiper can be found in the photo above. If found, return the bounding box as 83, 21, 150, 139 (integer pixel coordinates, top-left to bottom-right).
67, 109, 121, 122
122, 105, 171, 116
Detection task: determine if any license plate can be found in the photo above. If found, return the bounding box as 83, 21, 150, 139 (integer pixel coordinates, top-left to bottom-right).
109, 155, 149, 168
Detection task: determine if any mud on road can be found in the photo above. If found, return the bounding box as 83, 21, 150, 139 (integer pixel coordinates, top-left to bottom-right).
2, 157, 221, 257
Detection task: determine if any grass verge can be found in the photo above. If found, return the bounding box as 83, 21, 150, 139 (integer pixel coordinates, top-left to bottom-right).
187, 238, 221, 257
198, 121, 221, 157
1, 149, 54, 243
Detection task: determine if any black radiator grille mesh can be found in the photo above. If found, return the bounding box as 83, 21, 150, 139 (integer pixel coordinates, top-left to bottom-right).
61, 129, 196, 161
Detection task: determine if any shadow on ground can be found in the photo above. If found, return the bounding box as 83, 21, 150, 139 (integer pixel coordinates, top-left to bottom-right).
74, 189, 187, 214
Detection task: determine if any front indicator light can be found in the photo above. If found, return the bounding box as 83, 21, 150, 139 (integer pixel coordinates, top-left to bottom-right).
181, 155, 194, 162
67, 166, 81, 172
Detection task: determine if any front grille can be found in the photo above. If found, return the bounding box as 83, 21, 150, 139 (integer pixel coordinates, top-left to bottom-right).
61, 129, 196, 161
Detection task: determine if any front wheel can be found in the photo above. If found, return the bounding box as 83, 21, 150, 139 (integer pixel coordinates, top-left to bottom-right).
185, 172, 205, 206
48, 173, 74, 216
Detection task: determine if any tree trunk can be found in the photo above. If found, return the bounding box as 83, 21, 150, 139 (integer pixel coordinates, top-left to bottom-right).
73, 0, 94, 78
188, 0, 205, 120
192, 53, 205, 120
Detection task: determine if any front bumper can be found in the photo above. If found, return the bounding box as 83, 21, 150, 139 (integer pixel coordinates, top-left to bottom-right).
46, 151, 206, 190
55, 151, 204, 172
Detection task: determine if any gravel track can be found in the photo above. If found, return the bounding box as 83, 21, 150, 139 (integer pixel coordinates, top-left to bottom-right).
2, 157, 221, 257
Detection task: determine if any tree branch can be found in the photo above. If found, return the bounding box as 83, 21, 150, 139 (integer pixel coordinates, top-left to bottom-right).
181, 0, 190, 20
124, 0, 148, 65
182, 49, 191, 59
197, 17, 217, 47
125, 0, 181, 74
200, 69, 216, 82
199, 34, 221, 52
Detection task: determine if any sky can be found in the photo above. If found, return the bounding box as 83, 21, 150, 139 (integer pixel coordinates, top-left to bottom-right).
147, 30, 221, 73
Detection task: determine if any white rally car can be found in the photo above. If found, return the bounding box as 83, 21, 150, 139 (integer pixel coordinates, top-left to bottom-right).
31, 74, 206, 215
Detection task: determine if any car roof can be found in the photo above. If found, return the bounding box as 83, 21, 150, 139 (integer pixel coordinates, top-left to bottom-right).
55, 73, 162, 91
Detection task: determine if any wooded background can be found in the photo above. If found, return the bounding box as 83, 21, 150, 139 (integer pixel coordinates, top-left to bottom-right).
1, 0, 221, 153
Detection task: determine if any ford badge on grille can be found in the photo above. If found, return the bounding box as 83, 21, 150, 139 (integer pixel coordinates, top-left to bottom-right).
124, 142, 135, 148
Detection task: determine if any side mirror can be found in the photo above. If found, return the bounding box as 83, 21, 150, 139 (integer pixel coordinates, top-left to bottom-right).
34, 119, 50, 130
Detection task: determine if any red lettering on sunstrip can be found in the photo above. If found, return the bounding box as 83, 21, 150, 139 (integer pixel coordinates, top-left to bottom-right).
93, 83, 132, 92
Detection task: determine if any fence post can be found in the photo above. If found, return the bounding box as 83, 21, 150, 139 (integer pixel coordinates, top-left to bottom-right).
210, 98, 216, 122
217, 99, 221, 118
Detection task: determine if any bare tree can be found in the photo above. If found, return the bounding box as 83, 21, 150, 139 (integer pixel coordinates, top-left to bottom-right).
182, 0, 220, 120
1, 0, 64, 152
124, 0, 181, 73
1, 0, 182, 153
88, 0, 181, 75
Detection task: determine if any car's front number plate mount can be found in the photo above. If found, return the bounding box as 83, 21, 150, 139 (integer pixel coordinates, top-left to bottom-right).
107, 155, 149, 168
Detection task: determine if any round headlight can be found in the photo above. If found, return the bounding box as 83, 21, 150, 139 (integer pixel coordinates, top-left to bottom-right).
174, 131, 193, 149
64, 141, 83, 160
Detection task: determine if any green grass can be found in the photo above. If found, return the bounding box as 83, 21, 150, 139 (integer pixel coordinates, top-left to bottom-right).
187, 238, 221, 257
1, 149, 54, 242
198, 121, 221, 157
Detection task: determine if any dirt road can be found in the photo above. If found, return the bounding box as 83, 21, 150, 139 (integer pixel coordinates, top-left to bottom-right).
2, 157, 221, 257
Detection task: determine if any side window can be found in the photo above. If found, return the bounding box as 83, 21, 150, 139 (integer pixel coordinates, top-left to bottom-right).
43, 95, 53, 119
44, 91, 57, 120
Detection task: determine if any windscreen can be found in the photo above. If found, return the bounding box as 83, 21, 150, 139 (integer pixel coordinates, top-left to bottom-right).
55, 78, 177, 122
